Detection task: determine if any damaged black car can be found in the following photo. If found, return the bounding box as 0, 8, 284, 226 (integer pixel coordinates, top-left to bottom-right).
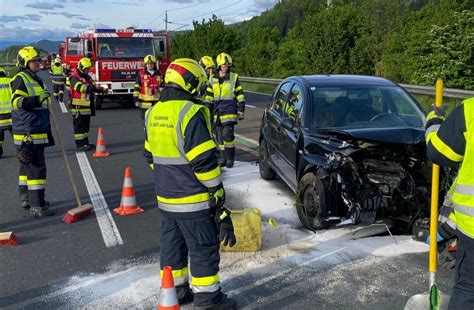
258, 75, 443, 232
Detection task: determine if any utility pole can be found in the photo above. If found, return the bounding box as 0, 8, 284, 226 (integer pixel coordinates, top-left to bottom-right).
165, 10, 168, 32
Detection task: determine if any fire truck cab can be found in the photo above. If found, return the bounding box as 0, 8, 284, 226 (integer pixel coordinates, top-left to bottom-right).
61, 28, 170, 109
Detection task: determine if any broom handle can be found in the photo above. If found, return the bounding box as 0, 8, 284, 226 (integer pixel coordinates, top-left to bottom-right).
429, 79, 443, 287
48, 100, 83, 208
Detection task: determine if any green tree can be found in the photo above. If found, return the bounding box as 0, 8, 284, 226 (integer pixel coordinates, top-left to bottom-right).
233, 27, 280, 77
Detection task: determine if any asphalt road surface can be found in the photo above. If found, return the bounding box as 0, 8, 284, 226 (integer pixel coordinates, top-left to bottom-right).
0, 72, 455, 309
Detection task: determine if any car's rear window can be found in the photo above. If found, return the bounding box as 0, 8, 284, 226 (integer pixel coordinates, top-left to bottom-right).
310, 86, 425, 129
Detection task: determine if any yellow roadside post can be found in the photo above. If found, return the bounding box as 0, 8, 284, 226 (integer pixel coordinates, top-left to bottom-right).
405, 79, 450, 310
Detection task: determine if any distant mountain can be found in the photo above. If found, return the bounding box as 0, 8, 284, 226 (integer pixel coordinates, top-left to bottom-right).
0, 41, 29, 50
31, 39, 63, 53
0, 39, 63, 53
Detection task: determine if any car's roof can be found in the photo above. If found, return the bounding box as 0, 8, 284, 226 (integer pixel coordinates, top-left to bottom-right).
288, 75, 398, 87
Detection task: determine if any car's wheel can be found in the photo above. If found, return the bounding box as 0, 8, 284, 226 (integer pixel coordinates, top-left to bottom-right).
296, 172, 329, 231
259, 138, 276, 180
95, 96, 103, 110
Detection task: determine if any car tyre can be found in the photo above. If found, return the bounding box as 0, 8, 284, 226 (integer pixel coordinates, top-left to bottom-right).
296, 172, 329, 231
259, 138, 276, 180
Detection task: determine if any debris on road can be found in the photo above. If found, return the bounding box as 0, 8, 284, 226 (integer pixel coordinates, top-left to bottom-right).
0, 231, 19, 246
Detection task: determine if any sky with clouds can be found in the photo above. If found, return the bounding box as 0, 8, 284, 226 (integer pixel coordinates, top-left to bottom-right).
0, 0, 276, 42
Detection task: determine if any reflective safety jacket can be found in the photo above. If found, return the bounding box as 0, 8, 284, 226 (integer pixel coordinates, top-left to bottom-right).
133, 69, 161, 109
144, 87, 221, 213
49, 64, 65, 85
205, 72, 245, 125
426, 97, 474, 238
438, 177, 458, 239
70, 71, 95, 115
0, 76, 12, 129
11, 69, 53, 146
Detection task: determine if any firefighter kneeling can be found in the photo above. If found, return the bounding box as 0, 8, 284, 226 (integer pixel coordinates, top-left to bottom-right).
70, 58, 105, 151
144, 58, 237, 309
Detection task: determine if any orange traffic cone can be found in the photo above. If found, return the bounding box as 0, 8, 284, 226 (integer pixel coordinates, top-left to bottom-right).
158, 266, 180, 310
113, 167, 144, 216
93, 127, 110, 158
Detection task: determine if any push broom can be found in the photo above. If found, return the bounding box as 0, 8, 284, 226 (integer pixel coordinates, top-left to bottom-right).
405, 79, 450, 309
48, 98, 93, 223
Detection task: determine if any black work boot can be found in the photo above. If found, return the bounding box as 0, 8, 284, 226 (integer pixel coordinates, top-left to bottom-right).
30, 202, 54, 217
177, 286, 194, 305
0, 145, 3, 157
20, 194, 30, 210
225, 148, 235, 168
194, 296, 237, 310
218, 150, 226, 167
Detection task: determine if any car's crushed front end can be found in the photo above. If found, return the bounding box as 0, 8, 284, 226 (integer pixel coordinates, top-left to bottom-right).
298, 126, 456, 233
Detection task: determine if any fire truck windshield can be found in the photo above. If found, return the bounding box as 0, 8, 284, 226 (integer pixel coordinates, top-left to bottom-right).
97, 38, 153, 59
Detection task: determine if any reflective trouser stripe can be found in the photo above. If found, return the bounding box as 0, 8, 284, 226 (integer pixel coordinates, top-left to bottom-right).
224, 140, 235, 148
191, 275, 220, 293
74, 133, 88, 141
160, 267, 189, 286
19, 175, 27, 186
71, 108, 91, 115
157, 200, 210, 213
27, 179, 46, 190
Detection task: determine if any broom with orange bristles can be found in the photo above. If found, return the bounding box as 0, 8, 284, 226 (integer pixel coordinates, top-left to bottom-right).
48, 99, 93, 223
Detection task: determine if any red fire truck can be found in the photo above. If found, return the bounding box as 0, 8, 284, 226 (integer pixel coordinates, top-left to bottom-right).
59, 28, 170, 109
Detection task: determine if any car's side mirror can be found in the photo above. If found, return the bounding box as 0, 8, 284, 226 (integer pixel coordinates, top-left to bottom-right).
280, 117, 295, 130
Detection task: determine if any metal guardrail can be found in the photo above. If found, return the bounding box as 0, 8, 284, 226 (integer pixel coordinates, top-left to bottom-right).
240, 76, 474, 99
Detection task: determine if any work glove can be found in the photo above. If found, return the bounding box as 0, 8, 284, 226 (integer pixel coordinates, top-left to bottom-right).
39, 90, 51, 104
209, 183, 225, 209
237, 111, 245, 121
438, 243, 456, 269
425, 232, 444, 245
17, 136, 34, 164
215, 206, 237, 247
432, 104, 448, 118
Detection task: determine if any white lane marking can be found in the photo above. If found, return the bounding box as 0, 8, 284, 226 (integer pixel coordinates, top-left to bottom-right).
245, 90, 272, 96
223, 169, 259, 178
59, 101, 68, 114
246, 104, 257, 108
76, 152, 124, 248
300, 246, 348, 266
235, 134, 259, 147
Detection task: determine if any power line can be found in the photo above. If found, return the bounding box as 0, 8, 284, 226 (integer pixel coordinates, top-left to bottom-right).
144, 2, 203, 28
171, 0, 242, 23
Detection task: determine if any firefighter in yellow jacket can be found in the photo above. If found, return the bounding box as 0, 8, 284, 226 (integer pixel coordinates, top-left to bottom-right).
205, 53, 245, 168
69, 58, 105, 151
425, 97, 474, 309
133, 54, 161, 119
49, 58, 66, 104
144, 58, 237, 309
11, 46, 55, 216
0, 67, 12, 158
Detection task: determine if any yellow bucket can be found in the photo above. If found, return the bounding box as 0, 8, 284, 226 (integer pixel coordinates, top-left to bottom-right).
221, 208, 262, 252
